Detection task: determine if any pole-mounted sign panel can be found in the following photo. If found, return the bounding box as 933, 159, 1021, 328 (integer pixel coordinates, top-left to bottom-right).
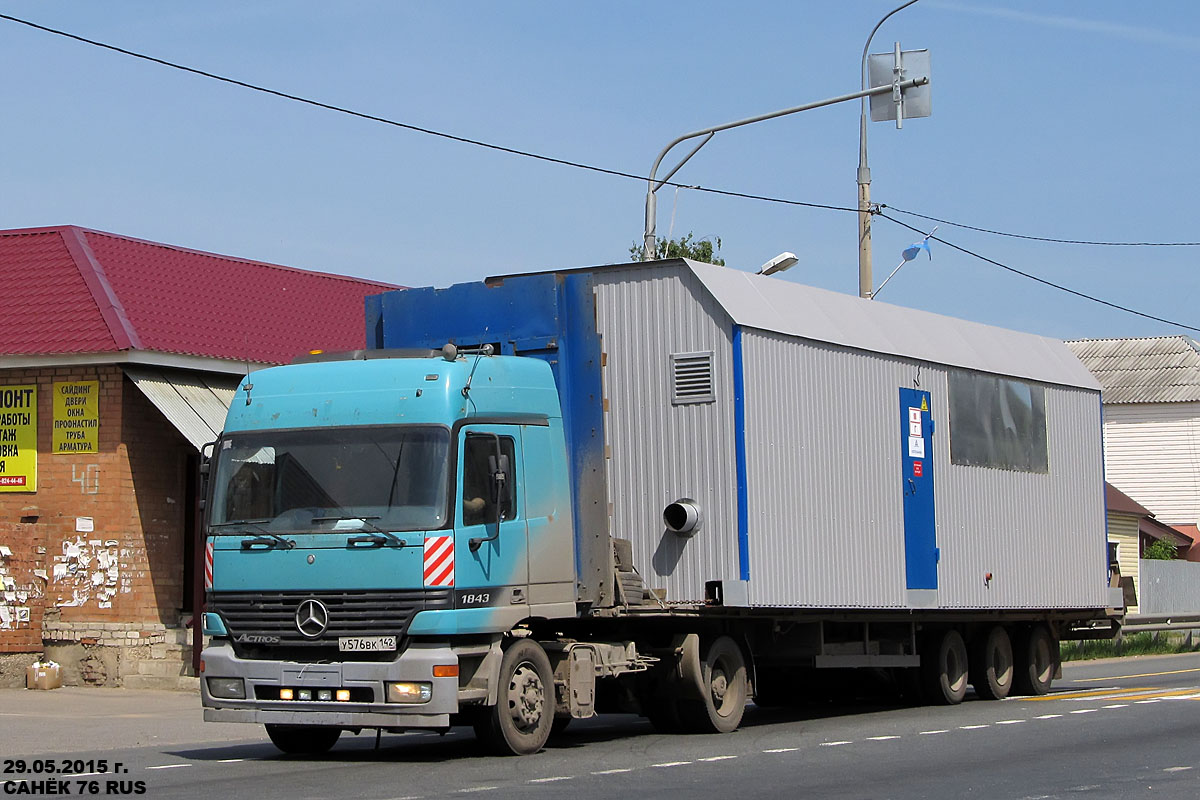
868, 44, 931, 128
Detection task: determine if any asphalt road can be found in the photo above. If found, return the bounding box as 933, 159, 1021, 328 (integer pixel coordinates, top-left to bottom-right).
3, 653, 1199, 799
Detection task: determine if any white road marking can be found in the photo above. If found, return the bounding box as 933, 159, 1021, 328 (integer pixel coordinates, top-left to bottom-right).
697, 755, 739, 762
959, 725, 989, 730
591, 769, 632, 775
1102, 704, 1129, 709
650, 761, 691, 768
146, 764, 191, 770
217, 759, 245, 763
867, 735, 900, 741
1069, 709, 1098, 714
455, 788, 497, 793
764, 747, 799, 753
1034, 714, 1063, 719
919, 730, 949, 735
996, 720, 1025, 725
820, 741, 852, 746
1164, 767, 1193, 773
528, 777, 572, 784
1135, 699, 1161, 704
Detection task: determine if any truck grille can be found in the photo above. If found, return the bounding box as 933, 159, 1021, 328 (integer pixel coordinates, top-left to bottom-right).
210, 589, 452, 660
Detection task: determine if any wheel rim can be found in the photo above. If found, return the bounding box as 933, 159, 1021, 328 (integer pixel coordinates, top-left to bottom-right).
506, 660, 546, 733
710, 663, 731, 715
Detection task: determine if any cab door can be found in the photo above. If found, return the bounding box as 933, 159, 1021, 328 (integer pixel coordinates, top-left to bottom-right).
450, 425, 528, 604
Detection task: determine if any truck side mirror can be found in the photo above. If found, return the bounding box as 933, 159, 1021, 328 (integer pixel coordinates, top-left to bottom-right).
487, 453, 510, 519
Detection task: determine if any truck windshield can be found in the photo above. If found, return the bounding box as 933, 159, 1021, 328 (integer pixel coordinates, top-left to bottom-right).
208, 426, 450, 533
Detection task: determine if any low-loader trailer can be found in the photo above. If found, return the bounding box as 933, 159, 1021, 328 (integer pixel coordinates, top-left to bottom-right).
200, 259, 1120, 755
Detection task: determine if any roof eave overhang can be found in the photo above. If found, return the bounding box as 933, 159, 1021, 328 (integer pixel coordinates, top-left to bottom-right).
0, 350, 275, 375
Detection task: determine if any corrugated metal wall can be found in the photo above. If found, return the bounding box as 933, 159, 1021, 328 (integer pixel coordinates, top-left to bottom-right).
1101, 401, 1200, 527
593, 264, 1107, 610
935, 385, 1106, 609
741, 330, 909, 607
593, 265, 740, 603
740, 331, 1106, 610
1139, 559, 1200, 613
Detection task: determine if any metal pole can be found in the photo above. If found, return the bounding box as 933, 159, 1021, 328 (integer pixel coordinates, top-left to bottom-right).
643, 78, 926, 260
858, 0, 922, 298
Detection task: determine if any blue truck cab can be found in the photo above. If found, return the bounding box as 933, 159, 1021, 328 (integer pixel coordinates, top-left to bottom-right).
200, 349, 581, 751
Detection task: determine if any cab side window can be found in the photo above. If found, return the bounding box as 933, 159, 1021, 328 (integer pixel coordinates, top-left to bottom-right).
462, 434, 517, 526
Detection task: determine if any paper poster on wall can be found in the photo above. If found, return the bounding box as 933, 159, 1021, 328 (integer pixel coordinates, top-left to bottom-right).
0, 385, 36, 492
53, 380, 99, 454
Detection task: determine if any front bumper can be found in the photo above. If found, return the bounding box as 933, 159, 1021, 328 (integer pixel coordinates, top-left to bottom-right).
200, 640, 459, 729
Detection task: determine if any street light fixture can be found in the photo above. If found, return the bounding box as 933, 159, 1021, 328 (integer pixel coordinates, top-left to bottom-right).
758, 252, 799, 276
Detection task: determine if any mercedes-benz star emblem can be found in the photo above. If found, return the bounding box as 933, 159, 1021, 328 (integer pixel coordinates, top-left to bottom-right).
295, 599, 329, 638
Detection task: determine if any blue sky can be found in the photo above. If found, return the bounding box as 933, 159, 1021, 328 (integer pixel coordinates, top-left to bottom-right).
1, 1, 1196, 340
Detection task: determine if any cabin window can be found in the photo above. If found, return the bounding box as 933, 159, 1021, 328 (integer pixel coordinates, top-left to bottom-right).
461, 434, 517, 526
671, 351, 715, 405
948, 371, 1048, 473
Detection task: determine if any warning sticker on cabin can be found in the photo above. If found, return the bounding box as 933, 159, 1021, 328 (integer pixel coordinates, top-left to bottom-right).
53, 381, 99, 454
0, 385, 37, 492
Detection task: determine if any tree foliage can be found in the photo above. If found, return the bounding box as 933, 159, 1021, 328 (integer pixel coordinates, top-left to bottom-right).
1143, 537, 1179, 560
629, 232, 725, 266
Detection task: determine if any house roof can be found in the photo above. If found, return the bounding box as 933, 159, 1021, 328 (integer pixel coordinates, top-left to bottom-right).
1106, 482, 1153, 518
0, 225, 397, 366
1064, 336, 1200, 404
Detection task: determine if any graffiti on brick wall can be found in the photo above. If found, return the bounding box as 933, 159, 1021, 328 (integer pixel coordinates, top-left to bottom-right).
0, 545, 45, 629
52, 536, 125, 608
71, 464, 100, 494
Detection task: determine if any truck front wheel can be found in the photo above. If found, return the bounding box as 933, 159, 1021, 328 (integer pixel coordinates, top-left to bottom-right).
264, 724, 341, 755
474, 639, 554, 756
678, 636, 748, 733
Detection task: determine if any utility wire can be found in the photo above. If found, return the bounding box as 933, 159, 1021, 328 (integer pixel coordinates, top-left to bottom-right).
877, 212, 1200, 334
884, 204, 1200, 247
0, 12, 858, 214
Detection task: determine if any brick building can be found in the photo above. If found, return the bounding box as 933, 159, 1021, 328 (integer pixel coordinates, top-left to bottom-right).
0, 225, 393, 687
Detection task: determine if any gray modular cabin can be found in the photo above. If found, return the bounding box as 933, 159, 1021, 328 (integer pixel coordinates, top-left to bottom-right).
371, 258, 1109, 617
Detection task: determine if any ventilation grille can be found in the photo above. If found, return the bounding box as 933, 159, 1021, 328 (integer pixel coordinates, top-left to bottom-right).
671, 351, 715, 405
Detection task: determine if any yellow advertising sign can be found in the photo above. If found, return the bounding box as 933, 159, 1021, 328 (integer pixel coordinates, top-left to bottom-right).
53, 381, 99, 454
0, 385, 37, 492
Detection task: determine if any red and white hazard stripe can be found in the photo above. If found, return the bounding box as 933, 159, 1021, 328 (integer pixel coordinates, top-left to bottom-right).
423, 535, 455, 587
204, 540, 214, 590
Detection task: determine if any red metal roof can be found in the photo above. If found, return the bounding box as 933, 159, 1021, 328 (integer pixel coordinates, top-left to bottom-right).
0, 226, 397, 365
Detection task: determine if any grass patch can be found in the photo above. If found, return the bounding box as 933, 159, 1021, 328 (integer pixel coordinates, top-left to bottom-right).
1062, 631, 1200, 661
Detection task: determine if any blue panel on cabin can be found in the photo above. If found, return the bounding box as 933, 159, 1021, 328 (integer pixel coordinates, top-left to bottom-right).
370, 273, 607, 602
900, 387, 938, 590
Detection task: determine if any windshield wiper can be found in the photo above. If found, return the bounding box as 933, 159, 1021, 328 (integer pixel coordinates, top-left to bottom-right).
212, 520, 295, 550
313, 515, 409, 547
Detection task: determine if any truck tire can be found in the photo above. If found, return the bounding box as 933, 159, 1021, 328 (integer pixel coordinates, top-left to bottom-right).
264, 724, 341, 755
1013, 624, 1057, 696
970, 625, 1014, 700
473, 638, 554, 756
677, 636, 748, 733
920, 629, 968, 705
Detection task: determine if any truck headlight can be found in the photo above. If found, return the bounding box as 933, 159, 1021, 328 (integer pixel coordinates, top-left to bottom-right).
206, 677, 245, 699
386, 682, 432, 704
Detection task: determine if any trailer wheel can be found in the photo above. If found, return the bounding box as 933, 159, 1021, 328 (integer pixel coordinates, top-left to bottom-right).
1013, 624, 1057, 696
264, 724, 341, 755
921, 629, 968, 705
473, 639, 554, 756
970, 626, 1014, 700
677, 636, 748, 733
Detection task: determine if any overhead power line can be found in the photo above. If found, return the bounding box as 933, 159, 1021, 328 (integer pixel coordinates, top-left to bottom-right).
0, 12, 859, 215
877, 213, 1200, 334
5, 12, 1195, 333
884, 204, 1200, 247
